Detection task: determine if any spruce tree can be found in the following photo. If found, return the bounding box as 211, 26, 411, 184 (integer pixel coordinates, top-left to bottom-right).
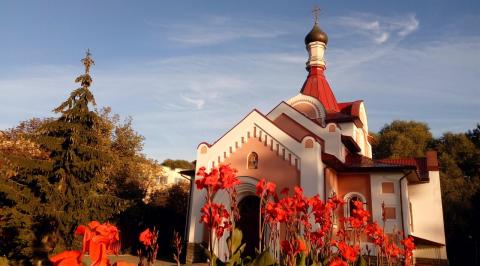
0, 51, 126, 262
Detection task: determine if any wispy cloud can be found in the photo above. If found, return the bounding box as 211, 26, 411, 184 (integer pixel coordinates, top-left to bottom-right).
334, 13, 419, 44
145, 15, 289, 46
181, 95, 205, 109
2, 11, 478, 160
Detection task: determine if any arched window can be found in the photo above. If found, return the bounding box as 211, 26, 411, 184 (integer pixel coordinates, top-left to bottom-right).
247, 152, 259, 169
343, 192, 367, 218
304, 139, 314, 148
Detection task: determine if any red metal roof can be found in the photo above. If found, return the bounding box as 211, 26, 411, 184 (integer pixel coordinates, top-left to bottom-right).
376, 158, 430, 180
300, 66, 340, 113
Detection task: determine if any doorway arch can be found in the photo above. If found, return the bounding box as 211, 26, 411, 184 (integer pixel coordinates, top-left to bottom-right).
212, 176, 259, 261
237, 195, 260, 258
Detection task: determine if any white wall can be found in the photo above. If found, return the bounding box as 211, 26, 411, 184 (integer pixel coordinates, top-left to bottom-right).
370, 173, 404, 233
408, 171, 447, 247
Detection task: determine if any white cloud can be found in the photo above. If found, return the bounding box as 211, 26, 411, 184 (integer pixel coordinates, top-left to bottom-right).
334, 13, 419, 44
146, 15, 288, 46
181, 95, 205, 109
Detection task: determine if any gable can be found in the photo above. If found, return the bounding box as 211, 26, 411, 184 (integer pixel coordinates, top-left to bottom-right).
223, 137, 300, 190
197, 110, 307, 171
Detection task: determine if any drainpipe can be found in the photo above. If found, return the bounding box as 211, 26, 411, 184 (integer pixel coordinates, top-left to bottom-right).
180, 172, 194, 253
398, 170, 412, 235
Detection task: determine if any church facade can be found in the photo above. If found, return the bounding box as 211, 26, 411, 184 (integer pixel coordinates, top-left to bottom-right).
187, 19, 447, 265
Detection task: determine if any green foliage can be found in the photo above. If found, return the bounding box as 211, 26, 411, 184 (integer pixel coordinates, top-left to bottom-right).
467, 123, 480, 149
373, 120, 433, 159
0, 53, 130, 262
161, 159, 194, 170
226, 228, 246, 266
249, 250, 276, 266
202, 228, 277, 266
355, 256, 367, 266
99, 107, 149, 201
165, 182, 190, 216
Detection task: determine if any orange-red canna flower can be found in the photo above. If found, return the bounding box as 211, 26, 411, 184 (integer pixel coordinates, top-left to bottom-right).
256, 179, 276, 197
74, 221, 121, 266
199, 201, 231, 239
401, 236, 415, 264
329, 259, 348, 266
296, 238, 308, 254
139, 228, 154, 247
402, 236, 415, 251
336, 241, 359, 262
50, 250, 83, 266
113, 261, 136, 266
218, 164, 240, 189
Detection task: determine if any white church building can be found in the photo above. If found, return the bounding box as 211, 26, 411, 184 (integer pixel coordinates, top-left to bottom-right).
186, 17, 448, 265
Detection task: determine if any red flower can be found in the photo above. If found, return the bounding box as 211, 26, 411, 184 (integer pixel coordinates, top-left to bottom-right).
256, 179, 276, 196
401, 236, 415, 264
264, 201, 287, 223
219, 164, 240, 189
196, 165, 240, 193
402, 236, 415, 251
280, 240, 291, 253
139, 228, 153, 247
265, 182, 276, 194
50, 250, 82, 266
113, 262, 136, 266
199, 202, 231, 239
280, 238, 308, 258
195, 167, 221, 192
74, 221, 120, 266
296, 238, 308, 254
329, 259, 348, 266
256, 179, 266, 196
365, 222, 384, 244
386, 242, 401, 258
336, 241, 359, 262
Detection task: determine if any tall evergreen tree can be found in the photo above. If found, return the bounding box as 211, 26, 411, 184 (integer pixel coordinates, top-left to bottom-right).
0, 51, 126, 262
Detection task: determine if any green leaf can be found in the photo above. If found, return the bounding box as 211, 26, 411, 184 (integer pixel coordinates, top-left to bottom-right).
229, 228, 244, 253
355, 256, 367, 266
297, 252, 306, 266
248, 251, 276, 266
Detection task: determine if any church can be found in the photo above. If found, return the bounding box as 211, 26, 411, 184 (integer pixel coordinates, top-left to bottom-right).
186, 17, 447, 265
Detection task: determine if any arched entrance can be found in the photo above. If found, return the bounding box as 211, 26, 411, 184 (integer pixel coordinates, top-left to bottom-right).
237, 195, 260, 258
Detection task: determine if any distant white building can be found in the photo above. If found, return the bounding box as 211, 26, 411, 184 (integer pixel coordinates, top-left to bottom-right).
156, 166, 190, 186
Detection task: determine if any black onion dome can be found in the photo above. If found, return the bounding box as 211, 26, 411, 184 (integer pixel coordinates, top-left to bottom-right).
304, 22, 328, 45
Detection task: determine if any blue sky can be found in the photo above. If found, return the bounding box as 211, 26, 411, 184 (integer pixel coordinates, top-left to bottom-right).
1, 1, 479, 161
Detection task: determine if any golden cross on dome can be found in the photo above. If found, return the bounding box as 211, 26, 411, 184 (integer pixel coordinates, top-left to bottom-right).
312, 6, 321, 24
81, 49, 95, 74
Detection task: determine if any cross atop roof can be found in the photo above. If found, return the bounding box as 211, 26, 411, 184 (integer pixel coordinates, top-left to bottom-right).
312, 6, 321, 24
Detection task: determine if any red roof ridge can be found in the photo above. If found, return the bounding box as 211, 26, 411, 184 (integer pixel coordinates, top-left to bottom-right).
300, 66, 340, 113
271, 113, 325, 147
